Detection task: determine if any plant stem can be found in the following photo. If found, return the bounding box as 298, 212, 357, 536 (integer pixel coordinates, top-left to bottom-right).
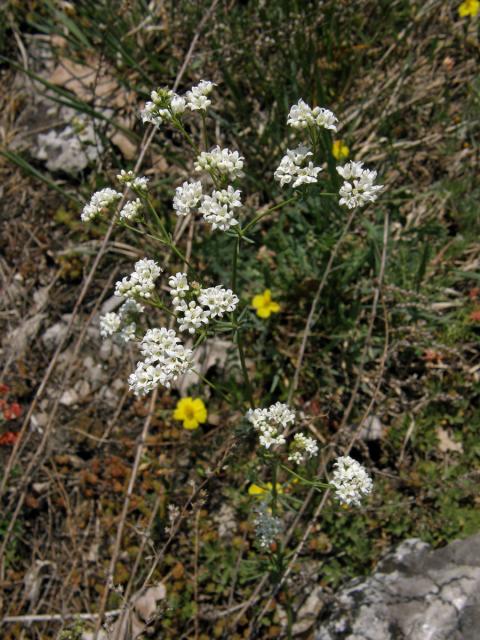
231, 235, 240, 291
236, 335, 254, 409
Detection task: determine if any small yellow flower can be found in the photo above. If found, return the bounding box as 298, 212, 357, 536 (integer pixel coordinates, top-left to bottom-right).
173, 397, 207, 430
332, 140, 350, 161
459, 0, 479, 16
248, 482, 283, 496
251, 289, 280, 319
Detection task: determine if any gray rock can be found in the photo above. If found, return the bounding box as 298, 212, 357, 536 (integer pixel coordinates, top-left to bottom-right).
315, 535, 480, 640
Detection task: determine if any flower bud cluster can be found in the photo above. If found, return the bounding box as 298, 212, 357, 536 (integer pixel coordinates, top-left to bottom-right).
287, 432, 319, 464
114, 258, 162, 299
246, 403, 295, 449
81, 188, 122, 222
129, 327, 193, 395
274, 145, 322, 189
287, 99, 338, 131
99, 299, 144, 343
195, 146, 245, 180
169, 272, 239, 334
119, 198, 143, 222
254, 500, 283, 549
331, 456, 373, 506
140, 81, 216, 127
116, 170, 149, 194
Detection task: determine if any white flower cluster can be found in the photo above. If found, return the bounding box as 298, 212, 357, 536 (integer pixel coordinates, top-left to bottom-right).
129, 327, 193, 394
114, 258, 162, 299
287, 99, 338, 131
288, 432, 319, 464
199, 186, 242, 231
254, 500, 283, 549
195, 146, 245, 180
331, 456, 373, 507
119, 198, 142, 222
169, 272, 239, 334
81, 188, 122, 222
246, 403, 295, 449
274, 145, 322, 188
198, 285, 239, 318
140, 88, 186, 126
185, 80, 216, 111
173, 181, 203, 216
99, 299, 144, 343
337, 161, 383, 209
116, 170, 149, 194
140, 81, 216, 126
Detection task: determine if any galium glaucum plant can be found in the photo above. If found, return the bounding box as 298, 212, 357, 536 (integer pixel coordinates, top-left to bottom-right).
81, 80, 378, 557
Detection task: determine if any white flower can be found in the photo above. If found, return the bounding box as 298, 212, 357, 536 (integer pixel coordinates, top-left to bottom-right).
198, 286, 239, 318
169, 272, 189, 299
331, 456, 373, 507
114, 258, 162, 299
177, 301, 210, 334
337, 161, 383, 209
288, 433, 319, 464
140, 88, 186, 126
129, 327, 193, 394
274, 146, 322, 189
287, 99, 338, 132
119, 322, 136, 343
186, 80, 216, 111
195, 146, 244, 180
81, 188, 122, 222
254, 500, 282, 548
116, 170, 149, 193
246, 402, 295, 449
199, 186, 242, 231
100, 312, 121, 337
173, 181, 203, 216
120, 199, 142, 222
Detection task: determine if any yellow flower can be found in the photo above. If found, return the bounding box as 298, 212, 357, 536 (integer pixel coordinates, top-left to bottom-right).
332, 140, 350, 161
459, 0, 479, 16
173, 397, 207, 430
251, 289, 280, 319
248, 482, 283, 496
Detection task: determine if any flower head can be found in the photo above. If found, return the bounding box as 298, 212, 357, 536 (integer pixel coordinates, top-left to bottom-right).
115, 258, 162, 299
252, 289, 280, 319
331, 456, 373, 507
186, 80, 216, 111
198, 286, 239, 318
199, 187, 242, 231
337, 161, 383, 209
288, 433, 319, 464
173, 397, 207, 429
332, 140, 349, 161
195, 146, 245, 180
287, 99, 338, 132
274, 145, 322, 189
119, 199, 142, 222
173, 181, 203, 217
140, 88, 186, 126
459, 0, 479, 17
246, 402, 295, 449
117, 170, 149, 194
81, 188, 122, 222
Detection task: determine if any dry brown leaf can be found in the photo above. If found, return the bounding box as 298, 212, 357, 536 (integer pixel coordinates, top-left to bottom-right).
436, 427, 463, 454
49, 57, 120, 104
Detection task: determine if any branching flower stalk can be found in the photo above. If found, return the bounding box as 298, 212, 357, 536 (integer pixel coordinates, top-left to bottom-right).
81, 81, 381, 619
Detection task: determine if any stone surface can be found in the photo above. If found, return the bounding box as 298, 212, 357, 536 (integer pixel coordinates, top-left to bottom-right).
315, 535, 480, 640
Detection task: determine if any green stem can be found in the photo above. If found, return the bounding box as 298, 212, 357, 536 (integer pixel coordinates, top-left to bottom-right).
236, 335, 254, 409
231, 235, 240, 292
280, 463, 330, 489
